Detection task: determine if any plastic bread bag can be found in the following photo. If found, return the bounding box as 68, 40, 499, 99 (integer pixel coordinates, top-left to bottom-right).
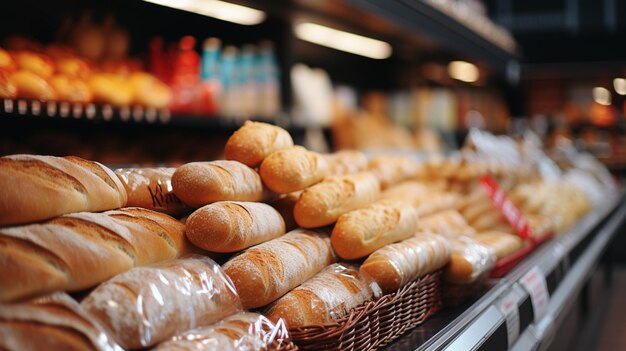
0, 292, 123, 351
444, 236, 497, 284
81, 255, 242, 349
264, 263, 383, 328
154, 311, 293, 351
114, 167, 192, 216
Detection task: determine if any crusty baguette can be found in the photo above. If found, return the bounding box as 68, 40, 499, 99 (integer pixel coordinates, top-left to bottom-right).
361, 233, 451, 293
324, 150, 368, 176
115, 167, 191, 216
259, 146, 329, 194
172, 160, 266, 207
222, 229, 336, 309
265, 263, 382, 328
331, 200, 419, 260
82, 256, 240, 349
0, 293, 122, 351
380, 181, 459, 216
294, 172, 380, 228
0, 154, 127, 226
444, 236, 496, 284
224, 121, 294, 167
474, 231, 523, 260
268, 191, 301, 231
0, 207, 186, 302
368, 155, 423, 189
418, 210, 477, 237
185, 201, 286, 252
154, 312, 290, 351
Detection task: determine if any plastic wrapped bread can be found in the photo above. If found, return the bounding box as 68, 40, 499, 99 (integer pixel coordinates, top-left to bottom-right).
445, 236, 496, 284
154, 312, 292, 351
265, 263, 382, 328
361, 233, 451, 293
418, 210, 476, 237
0, 293, 122, 351
81, 256, 241, 349
474, 231, 523, 260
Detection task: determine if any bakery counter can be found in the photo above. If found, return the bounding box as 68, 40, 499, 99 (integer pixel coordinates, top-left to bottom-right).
381, 192, 625, 351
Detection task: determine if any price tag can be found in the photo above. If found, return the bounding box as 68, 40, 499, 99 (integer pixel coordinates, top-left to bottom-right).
479, 176, 532, 240
498, 289, 521, 347
519, 266, 549, 323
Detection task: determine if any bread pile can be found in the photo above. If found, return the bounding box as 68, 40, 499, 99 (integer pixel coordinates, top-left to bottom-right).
0, 121, 599, 350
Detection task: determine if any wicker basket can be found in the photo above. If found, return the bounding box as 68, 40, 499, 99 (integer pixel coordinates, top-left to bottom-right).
289, 270, 442, 351
273, 340, 300, 351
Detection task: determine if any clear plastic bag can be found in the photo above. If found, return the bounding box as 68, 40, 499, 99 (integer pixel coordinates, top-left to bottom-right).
444, 236, 496, 284
154, 312, 292, 351
81, 255, 242, 349
0, 293, 123, 351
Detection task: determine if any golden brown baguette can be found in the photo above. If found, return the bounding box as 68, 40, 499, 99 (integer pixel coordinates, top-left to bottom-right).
222, 229, 336, 309
294, 172, 380, 228
0, 154, 127, 226
474, 231, 523, 260
154, 312, 290, 351
82, 256, 240, 349
259, 146, 329, 194
265, 263, 382, 328
0, 207, 186, 302
267, 191, 301, 231
224, 121, 294, 167
324, 150, 368, 176
380, 181, 459, 216
418, 210, 477, 237
0, 293, 122, 351
115, 167, 191, 216
361, 233, 451, 293
368, 155, 423, 189
185, 201, 286, 252
331, 200, 419, 260
444, 236, 496, 284
172, 160, 266, 207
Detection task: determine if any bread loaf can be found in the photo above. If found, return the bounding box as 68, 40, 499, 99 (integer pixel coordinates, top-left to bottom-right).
381, 181, 459, 216
259, 146, 329, 194
324, 150, 368, 176
474, 231, 523, 259
331, 200, 419, 260
368, 155, 423, 189
0, 293, 122, 351
268, 191, 301, 231
172, 161, 266, 207
418, 210, 476, 237
0, 154, 127, 226
185, 201, 285, 252
265, 263, 382, 328
115, 167, 190, 216
154, 312, 291, 351
81, 256, 241, 349
361, 233, 451, 293
223, 229, 336, 309
445, 236, 496, 284
225, 121, 294, 167
0, 207, 186, 302
294, 172, 380, 228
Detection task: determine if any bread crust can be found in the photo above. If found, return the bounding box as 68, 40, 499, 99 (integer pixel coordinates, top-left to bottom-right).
224, 121, 293, 167
260, 146, 329, 194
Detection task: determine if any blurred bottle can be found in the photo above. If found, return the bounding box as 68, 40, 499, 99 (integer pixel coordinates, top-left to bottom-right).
257, 41, 280, 119
219, 46, 239, 118
200, 37, 221, 115
149, 37, 171, 84
239, 44, 258, 119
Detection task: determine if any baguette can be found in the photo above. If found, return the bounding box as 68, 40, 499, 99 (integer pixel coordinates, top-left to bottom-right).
0, 154, 127, 226
268, 191, 301, 231
324, 150, 368, 176
418, 210, 476, 237
115, 167, 190, 216
474, 231, 523, 260
185, 201, 285, 252
154, 312, 290, 351
331, 200, 419, 260
361, 233, 451, 293
445, 236, 496, 284
265, 263, 382, 328
294, 172, 380, 228
0, 207, 186, 302
172, 160, 266, 207
0, 293, 121, 351
224, 121, 294, 167
81, 256, 240, 349
222, 229, 336, 309
368, 155, 423, 189
259, 146, 329, 194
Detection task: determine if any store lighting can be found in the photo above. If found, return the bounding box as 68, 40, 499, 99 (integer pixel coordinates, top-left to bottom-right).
614, 78, 626, 96
593, 87, 612, 106
142, 0, 266, 25
448, 61, 479, 83
294, 22, 392, 60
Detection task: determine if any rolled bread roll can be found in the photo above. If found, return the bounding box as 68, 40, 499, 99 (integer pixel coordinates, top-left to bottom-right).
260, 146, 329, 194
225, 121, 294, 167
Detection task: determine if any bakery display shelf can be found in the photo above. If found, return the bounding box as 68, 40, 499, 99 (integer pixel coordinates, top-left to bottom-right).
379, 192, 624, 351
345, 0, 519, 72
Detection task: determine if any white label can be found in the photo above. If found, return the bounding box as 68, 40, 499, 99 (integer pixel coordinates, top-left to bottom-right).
498, 291, 521, 347
520, 266, 549, 322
